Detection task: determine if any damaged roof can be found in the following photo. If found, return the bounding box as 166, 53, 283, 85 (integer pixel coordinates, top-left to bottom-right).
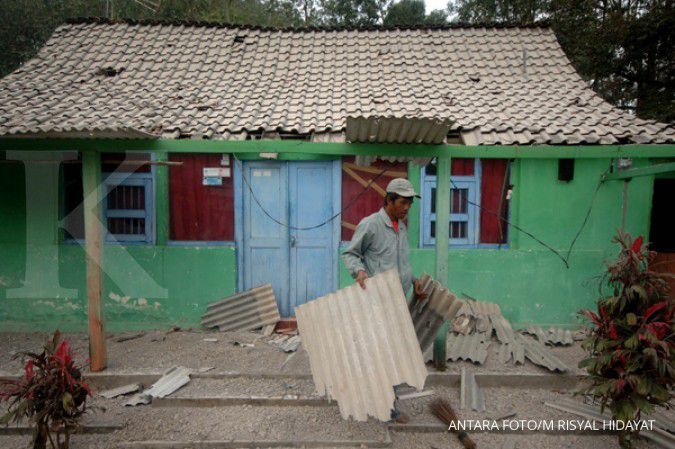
0, 17, 673, 145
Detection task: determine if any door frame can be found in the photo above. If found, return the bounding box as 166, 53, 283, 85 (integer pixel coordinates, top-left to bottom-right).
234, 158, 341, 300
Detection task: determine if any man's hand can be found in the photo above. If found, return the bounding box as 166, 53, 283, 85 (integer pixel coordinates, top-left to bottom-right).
356, 270, 368, 290
413, 279, 428, 300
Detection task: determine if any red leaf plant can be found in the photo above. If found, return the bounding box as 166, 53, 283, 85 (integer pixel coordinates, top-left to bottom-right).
579, 231, 674, 448
0, 331, 93, 449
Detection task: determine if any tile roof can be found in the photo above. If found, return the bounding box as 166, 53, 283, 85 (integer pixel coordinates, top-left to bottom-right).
0, 18, 672, 145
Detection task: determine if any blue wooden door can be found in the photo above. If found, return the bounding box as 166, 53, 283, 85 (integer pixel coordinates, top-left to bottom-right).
241, 160, 338, 317
288, 161, 339, 315
242, 161, 290, 310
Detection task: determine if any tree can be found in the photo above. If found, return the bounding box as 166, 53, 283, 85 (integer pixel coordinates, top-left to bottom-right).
384, 0, 448, 26
447, 0, 675, 123
318, 0, 391, 26
384, 0, 426, 25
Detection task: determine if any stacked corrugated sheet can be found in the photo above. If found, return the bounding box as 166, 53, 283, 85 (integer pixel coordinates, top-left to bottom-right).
201, 284, 281, 332
409, 273, 463, 353
296, 269, 427, 422
444, 298, 569, 372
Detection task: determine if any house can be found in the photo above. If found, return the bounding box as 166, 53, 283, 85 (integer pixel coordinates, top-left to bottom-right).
1, 18, 673, 339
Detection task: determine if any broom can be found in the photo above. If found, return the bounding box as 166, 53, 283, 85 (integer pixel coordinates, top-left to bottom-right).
429, 398, 477, 449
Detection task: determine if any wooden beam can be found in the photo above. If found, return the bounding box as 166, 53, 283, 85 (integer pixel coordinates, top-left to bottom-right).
343, 162, 408, 178
342, 166, 387, 197
2, 138, 675, 159
602, 162, 675, 181
82, 151, 106, 372
433, 154, 451, 370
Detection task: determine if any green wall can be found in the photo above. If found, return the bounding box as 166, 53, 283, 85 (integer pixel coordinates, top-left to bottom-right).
0, 156, 655, 331
341, 158, 655, 328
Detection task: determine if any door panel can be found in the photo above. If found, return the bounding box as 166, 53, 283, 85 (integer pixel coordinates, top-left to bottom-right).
289, 162, 337, 314
241, 160, 337, 317
242, 162, 289, 308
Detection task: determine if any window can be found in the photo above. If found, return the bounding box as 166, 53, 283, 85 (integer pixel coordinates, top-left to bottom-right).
420, 158, 511, 248
102, 172, 153, 243
61, 152, 155, 244
421, 160, 478, 246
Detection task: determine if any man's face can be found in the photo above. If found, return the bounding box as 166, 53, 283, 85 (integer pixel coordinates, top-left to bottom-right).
390, 196, 413, 220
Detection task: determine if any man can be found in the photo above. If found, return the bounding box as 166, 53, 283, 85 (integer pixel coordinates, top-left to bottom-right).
342, 177, 428, 424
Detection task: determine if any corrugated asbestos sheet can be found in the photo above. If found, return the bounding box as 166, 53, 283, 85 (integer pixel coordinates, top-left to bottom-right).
125, 366, 191, 406
490, 314, 525, 364
516, 334, 568, 372
447, 333, 490, 364
409, 273, 463, 353
296, 269, 427, 422
345, 116, 452, 144
524, 326, 573, 346
546, 398, 675, 449
201, 284, 280, 332
460, 367, 486, 412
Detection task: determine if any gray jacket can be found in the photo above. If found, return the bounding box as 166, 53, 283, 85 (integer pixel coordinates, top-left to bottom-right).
342, 208, 415, 295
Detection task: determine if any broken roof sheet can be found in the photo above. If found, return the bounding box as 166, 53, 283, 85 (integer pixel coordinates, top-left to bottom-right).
409, 273, 463, 353
296, 269, 427, 421
0, 18, 672, 145
201, 284, 280, 332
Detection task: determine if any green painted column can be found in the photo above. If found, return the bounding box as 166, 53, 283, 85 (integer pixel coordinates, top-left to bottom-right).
433, 154, 451, 369
509, 159, 522, 249
407, 162, 421, 248
155, 152, 169, 245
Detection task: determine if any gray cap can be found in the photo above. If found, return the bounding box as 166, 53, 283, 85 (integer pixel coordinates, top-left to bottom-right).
386, 178, 420, 198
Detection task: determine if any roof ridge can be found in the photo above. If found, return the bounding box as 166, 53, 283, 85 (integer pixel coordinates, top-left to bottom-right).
64, 16, 552, 33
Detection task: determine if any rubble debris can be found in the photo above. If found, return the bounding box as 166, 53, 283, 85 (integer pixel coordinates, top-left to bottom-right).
262, 324, 276, 336
397, 390, 435, 400
232, 341, 255, 348
202, 338, 219, 342
409, 273, 463, 353
523, 326, 573, 346
125, 366, 191, 406
452, 315, 474, 335
269, 335, 301, 353
197, 366, 214, 373
296, 269, 427, 421
114, 331, 145, 342
460, 367, 485, 412
474, 315, 492, 334
201, 284, 281, 332
99, 383, 141, 399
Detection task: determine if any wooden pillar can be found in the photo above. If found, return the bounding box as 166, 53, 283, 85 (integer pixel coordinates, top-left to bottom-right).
433, 154, 451, 369
82, 151, 106, 371
155, 152, 169, 245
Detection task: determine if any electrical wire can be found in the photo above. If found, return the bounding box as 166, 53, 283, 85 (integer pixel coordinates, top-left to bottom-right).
448, 163, 609, 269
235, 156, 392, 231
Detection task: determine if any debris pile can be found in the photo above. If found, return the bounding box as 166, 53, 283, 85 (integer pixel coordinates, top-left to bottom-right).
428, 297, 572, 372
